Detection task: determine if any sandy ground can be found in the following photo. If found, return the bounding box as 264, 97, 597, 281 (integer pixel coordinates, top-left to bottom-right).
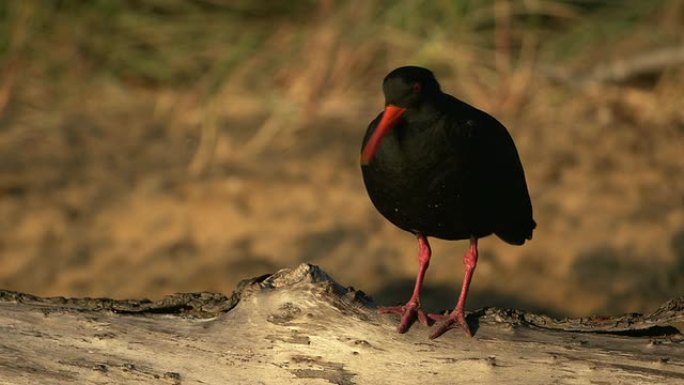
0, 74, 682, 318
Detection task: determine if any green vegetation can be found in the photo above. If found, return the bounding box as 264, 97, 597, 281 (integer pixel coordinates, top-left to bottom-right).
1, 1, 680, 93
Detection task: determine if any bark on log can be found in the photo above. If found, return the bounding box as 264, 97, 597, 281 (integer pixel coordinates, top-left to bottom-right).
1, 263, 682, 385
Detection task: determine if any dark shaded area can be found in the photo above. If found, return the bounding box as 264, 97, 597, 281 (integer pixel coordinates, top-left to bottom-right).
288, 355, 356, 385
372, 279, 564, 318
573, 244, 684, 315
598, 325, 681, 338
672, 228, 684, 269
0, 272, 271, 318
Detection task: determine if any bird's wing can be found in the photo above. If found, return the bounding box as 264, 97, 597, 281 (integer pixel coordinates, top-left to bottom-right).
444, 101, 536, 243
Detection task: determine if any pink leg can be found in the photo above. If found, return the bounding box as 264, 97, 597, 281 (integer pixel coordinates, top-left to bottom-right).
378, 235, 442, 333
430, 237, 478, 339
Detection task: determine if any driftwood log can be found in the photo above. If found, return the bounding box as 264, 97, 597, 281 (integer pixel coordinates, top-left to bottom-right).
0, 263, 682, 384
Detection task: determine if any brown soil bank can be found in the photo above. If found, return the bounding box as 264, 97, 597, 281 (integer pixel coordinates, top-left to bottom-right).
0, 1, 682, 318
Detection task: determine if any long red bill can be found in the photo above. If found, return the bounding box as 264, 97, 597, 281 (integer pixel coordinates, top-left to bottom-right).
360, 105, 407, 165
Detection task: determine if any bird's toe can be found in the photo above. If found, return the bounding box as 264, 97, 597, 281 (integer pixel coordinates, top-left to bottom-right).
379, 303, 435, 333
429, 311, 471, 339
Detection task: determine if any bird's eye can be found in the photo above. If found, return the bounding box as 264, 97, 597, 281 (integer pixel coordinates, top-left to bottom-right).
412, 82, 422, 94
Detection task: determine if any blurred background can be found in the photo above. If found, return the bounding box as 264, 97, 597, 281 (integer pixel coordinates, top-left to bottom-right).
0, 0, 682, 317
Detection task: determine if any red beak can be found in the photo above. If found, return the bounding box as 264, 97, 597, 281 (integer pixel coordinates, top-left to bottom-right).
361, 105, 407, 165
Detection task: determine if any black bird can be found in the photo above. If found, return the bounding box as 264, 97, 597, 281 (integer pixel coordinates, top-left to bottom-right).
361, 66, 535, 339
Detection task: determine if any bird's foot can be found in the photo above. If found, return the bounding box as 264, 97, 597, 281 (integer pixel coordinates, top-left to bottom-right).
378, 303, 443, 333
429, 310, 471, 339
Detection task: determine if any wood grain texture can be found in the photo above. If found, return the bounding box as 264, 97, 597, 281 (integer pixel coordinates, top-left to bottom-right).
1, 263, 682, 385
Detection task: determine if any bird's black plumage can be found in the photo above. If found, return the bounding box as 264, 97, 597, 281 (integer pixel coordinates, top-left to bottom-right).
361, 66, 536, 338
361, 66, 535, 245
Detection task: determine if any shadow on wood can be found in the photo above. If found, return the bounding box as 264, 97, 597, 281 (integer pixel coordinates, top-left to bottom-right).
0, 263, 682, 384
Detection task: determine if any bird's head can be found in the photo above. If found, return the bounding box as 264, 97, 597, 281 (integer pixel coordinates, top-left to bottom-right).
361, 66, 441, 165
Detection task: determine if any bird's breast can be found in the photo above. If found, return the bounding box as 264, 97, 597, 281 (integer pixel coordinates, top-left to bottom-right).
361, 123, 477, 239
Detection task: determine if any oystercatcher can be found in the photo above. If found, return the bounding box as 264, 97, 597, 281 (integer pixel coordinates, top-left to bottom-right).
361, 66, 535, 339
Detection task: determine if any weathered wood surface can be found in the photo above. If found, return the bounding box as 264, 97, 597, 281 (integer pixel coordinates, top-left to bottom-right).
0, 263, 682, 385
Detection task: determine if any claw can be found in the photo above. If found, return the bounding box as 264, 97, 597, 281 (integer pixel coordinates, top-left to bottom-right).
378, 304, 441, 332
378, 305, 420, 333
429, 310, 471, 339
416, 309, 429, 327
